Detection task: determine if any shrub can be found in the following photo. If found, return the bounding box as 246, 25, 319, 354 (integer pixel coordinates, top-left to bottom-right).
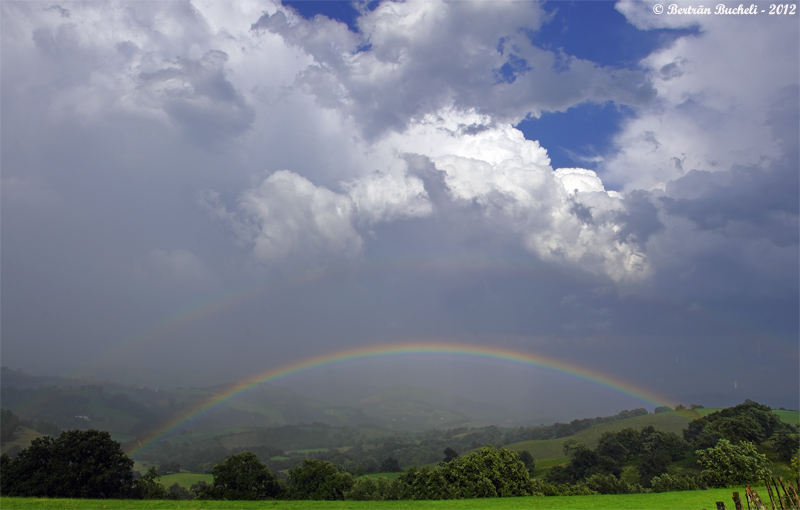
650, 473, 700, 492
696, 439, 771, 488
346, 476, 403, 500
288, 459, 354, 500
581, 473, 646, 494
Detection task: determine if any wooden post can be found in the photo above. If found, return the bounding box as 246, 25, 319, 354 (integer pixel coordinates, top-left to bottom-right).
765, 478, 777, 510
779, 478, 792, 510
718, 502, 728, 510
734, 491, 745, 510
750, 489, 767, 510
774, 477, 787, 510
746, 485, 753, 510
788, 482, 800, 509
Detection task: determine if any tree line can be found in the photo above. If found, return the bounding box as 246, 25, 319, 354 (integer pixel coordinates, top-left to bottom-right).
134, 408, 650, 476
2, 400, 797, 501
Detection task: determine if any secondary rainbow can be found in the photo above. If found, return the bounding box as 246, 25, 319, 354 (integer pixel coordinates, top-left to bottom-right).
127, 341, 676, 456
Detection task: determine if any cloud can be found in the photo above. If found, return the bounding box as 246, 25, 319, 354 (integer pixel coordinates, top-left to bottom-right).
204, 171, 364, 266
367, 110, 653, 281
605, 2, 798, 191
135, 50, 256, 143
253, 0, 655, 138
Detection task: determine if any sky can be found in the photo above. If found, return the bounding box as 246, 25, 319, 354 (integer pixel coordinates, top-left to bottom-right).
1, 0, 798, 421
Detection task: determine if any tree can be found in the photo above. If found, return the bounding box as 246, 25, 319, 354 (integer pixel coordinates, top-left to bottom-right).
380, 457, 401, 472
197, 451, 283, 500
287, 459, 354, 500
436, 447, 533, 498
442, 447, 459, 463
643, 430, 689, 461
771, 426, 800, 461
346, 476, 403, 501
135, 467, 170, 500
0, 429, 135, 498
518, 450, 535, 472
597, 432, 630, 463
696, 439, 771, 487
158, 461, 181, 475
637, 451, 670, 487
168, 483, 194, 500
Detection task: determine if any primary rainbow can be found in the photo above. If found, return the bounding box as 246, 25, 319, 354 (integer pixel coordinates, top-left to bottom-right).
126, 341, 676, 456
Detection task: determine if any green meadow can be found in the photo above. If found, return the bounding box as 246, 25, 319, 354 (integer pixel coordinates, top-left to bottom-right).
0, 488, 750, 509
157, 473, 214, 490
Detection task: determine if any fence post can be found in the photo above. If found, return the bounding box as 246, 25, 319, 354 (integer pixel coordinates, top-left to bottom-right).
765, 478, 777, 510
734, 491, 745, 510
774, 477, 787, 510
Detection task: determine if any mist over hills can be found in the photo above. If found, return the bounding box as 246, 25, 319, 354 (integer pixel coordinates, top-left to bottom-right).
0, 367, 552, 443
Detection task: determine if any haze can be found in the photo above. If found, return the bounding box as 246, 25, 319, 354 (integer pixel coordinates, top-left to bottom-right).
2, 0, 798, 422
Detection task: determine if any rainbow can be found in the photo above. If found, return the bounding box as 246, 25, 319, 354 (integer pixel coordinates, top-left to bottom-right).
126, 341, 676, 456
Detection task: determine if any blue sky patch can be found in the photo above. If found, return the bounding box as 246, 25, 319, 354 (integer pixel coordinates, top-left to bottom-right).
517, 102, 635, 172
530, 1, 699, 69
282, 1, 362, 32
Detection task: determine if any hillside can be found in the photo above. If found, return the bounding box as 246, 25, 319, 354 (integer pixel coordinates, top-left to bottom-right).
0, 426, 44, 455
503, 411, 698, 461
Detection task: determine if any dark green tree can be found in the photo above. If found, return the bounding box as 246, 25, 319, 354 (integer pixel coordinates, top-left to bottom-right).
135, 467, 170, 500
0, 429, 135, 498
597, 432, 630, 463
771, 426, 800, 461
197, 451, 283, 500
380, 457, 401, 472
437, 447, 533, 498
287, 459, 353, 500
442, 447, 459, 463
643, 430, 690, 461
518, 450, 535, 472
637, 451, 670, 487
167, 483, 194, 500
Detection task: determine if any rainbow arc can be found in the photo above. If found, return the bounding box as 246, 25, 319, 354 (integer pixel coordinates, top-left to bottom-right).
126, 341, 675, 456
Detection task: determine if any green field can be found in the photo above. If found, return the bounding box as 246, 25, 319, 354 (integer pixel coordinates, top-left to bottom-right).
0, 488, 753, 509
0, 427, 44, 454
503, 411, 696, 461
693, 408, 800, 424
158, 473, 213, 489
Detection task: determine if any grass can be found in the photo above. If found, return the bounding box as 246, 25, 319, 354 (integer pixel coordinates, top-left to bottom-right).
693, 408, 800, 424
158, 473, 213, 489
0, 427, 44, 454
504, 412, 695, 461
0, 488, 752, 509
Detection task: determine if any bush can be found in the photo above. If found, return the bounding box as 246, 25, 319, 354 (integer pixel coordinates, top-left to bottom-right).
346, 476, 403, 500
197, 451, 283, 500
0, 429, 135, 499
650, 473, 700, 492
581, 473, 646, 494
288, 459, 354, 500
696, 439, 771, 488
167, 483, 194, 500
135, 467, 170, 500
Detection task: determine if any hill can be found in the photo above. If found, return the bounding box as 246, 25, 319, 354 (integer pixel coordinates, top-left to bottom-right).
0, 426, 44, 455
1, 366, 544, 442
503, 411, 698, 461
357, 385, 545, 429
